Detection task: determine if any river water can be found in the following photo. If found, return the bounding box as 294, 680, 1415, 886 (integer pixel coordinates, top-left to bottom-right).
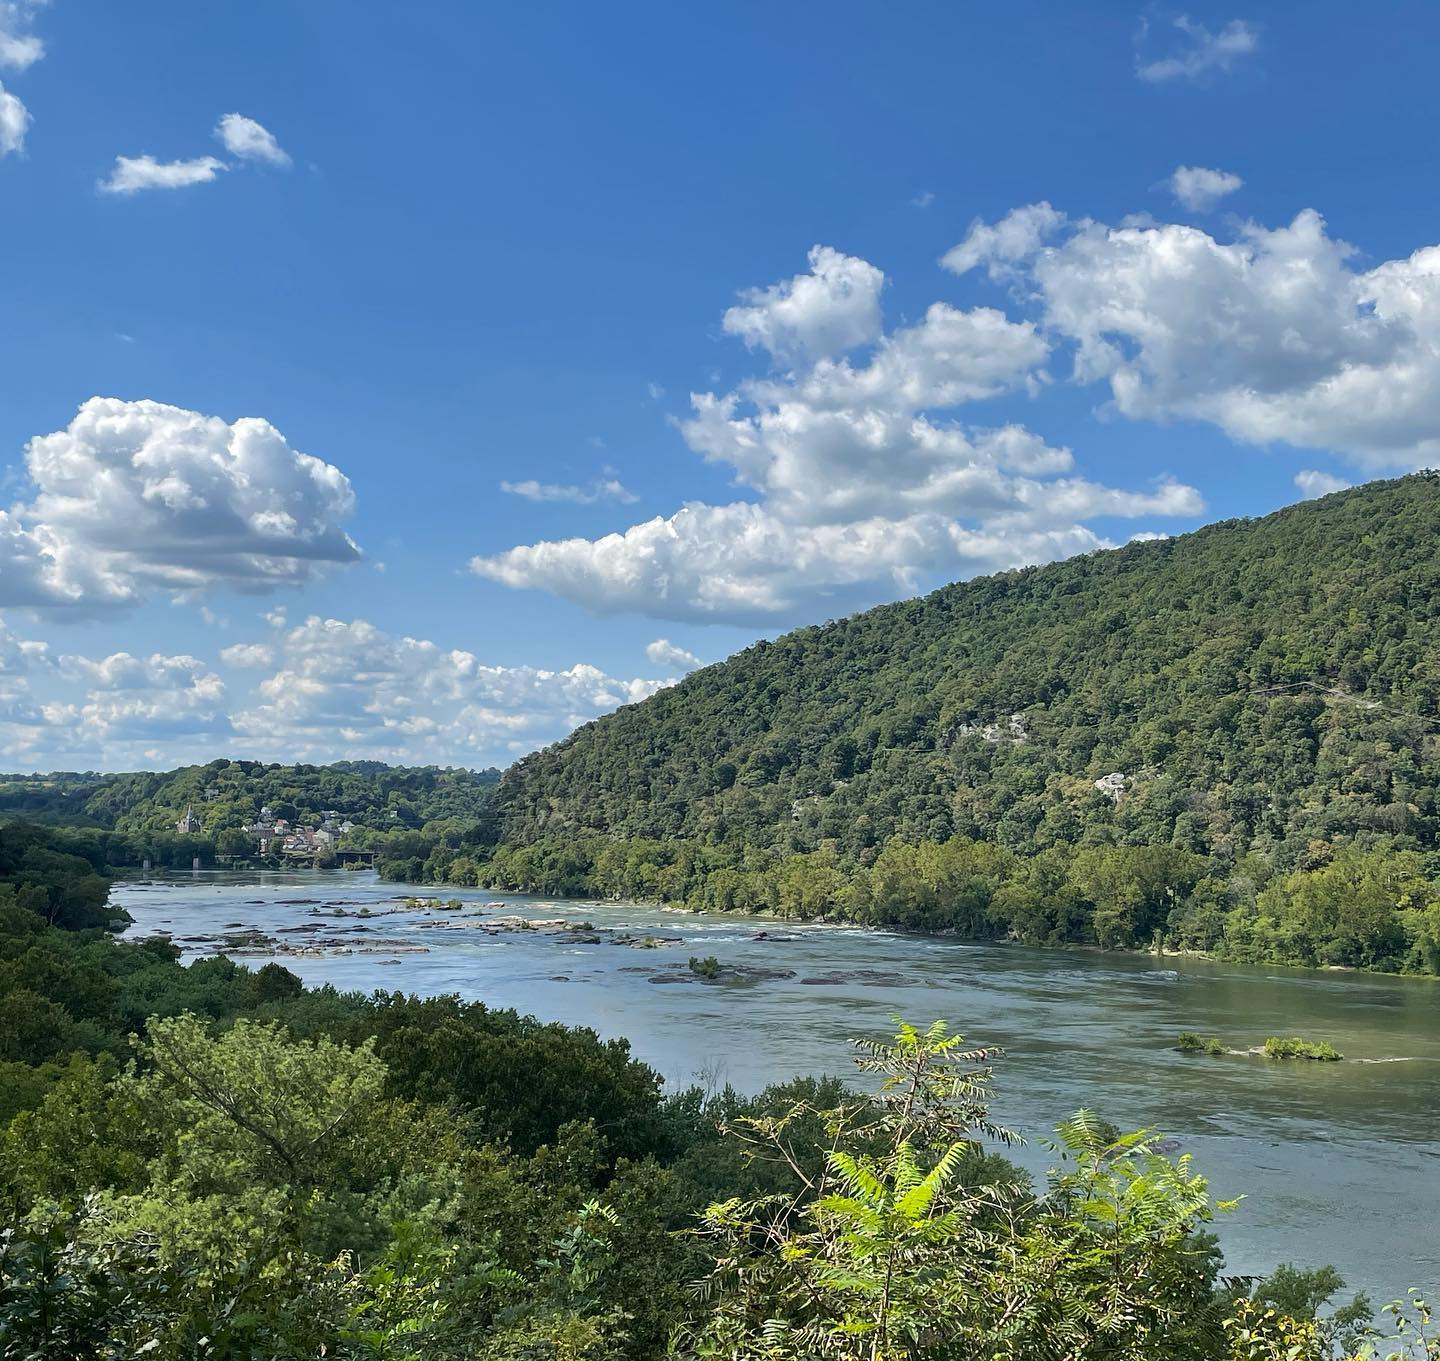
116, 869, 1440, 1303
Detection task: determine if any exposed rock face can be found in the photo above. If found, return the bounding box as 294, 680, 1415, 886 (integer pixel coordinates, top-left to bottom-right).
1094, 771, 1127, 801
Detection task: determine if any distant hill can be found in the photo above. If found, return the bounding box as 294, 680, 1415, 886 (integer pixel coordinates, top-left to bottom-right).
490, 473, 1440, 868
0, 760, 501, 838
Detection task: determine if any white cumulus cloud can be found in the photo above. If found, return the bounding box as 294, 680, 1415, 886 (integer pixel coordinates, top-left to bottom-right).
229, 615, 671, 764
0, 3, 44, 158
472, 493, 1193, 626
946, 204, 1440, 469
722, 245, 886, 361
219, 642, 275, 668
0, 397, 360, 608
941, 202, 1066, 280
0, 637, 232, 767
472, 245, 1201, 624
1136, 16, 1257, 83
215, 112, 290, 167
0, 1, 44, 70
99, 154, 226, 195
1169, 165, 1243, 212
645, 639, 702, 670
0, 78, 27, 154
1294, 469, 1351, 499
0, 615, 675, 769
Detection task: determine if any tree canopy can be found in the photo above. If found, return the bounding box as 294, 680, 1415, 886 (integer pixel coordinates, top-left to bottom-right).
490, 474, 1440, 866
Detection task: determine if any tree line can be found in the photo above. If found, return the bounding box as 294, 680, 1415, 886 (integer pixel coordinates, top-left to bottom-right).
380, 832, 1440, 977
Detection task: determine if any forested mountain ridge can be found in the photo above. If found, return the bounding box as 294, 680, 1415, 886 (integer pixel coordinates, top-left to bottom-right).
491, 474, 1440, 868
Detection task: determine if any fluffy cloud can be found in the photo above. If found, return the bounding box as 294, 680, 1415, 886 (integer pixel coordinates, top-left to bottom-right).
1136, 16, 1257, 83
69, 654, 228, 749
0, 615, 672, 769
0, 4, 42, 157
0, 636, 233, 767
770, 304, 1049, 413
1169, 165, 1242, 212
99, 154, 226, 195
219, 642, 275, 668
229, 615, 670, 764
0, 78, 26, 154
940, 202, 1065, 280
101, 113, 292, 196
0, 1, 44, 70
0, 623, 56, 764
681, 407, 1069, 527
215, 112, 290, 167
722, 246, 885, 361
500, 478, 637, 504
61, 650, 216, 689
947, 205, 1440, 468
645, 638, 702, 671
472, 245, 1201, 624
472, 491, 1195, 625
1294, 469, 1350, 499
0, 397, 359, 608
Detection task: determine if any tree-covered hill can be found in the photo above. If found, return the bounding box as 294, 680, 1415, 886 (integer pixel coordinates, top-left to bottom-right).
491, 474, 1440, 869
0, 759, 500, 838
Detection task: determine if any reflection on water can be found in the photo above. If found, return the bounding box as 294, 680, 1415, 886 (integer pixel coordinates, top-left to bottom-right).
117, 869, 1440, 1301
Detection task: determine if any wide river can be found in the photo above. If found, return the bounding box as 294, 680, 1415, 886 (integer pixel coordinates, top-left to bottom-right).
117, 869, 1440, 1303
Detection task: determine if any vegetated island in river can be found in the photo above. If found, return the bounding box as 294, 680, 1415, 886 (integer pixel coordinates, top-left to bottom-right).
1177, 1032, 1345, 1061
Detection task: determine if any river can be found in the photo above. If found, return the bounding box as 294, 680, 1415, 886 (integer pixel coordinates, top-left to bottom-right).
116, 868, 1440, 1304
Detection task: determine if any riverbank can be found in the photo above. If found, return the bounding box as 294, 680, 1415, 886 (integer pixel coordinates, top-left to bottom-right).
113, 868, 1440, 1304
374, 867, 1440, 991
378, 832, 1440, 981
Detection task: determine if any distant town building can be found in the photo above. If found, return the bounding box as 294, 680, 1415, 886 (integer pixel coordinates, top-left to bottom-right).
239, 806, 366, 856
175, 806, 203, 834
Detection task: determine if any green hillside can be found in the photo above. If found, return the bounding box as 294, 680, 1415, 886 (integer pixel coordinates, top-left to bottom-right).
75, 759, 500, 836
0, 760, 501, 868
387, 475, 1440, 974
493, 474, 1440, 862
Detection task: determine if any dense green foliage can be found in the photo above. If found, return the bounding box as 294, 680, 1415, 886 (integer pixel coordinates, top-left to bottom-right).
1261, 1036, 1344, 1062
0, 760, 500, 868
492, 475, 1440, 862
384, 832, 1440, 975
1174, 1034, 1345, 1061
0, 759, 501, 836
0, 835, 1430, 1356
379, 476, 1440, 976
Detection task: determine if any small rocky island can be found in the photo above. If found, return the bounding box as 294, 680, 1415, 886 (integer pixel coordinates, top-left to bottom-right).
1176, 1032, 1344, 1061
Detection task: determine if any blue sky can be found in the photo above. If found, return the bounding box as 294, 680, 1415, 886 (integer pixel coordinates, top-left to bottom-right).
1, 1, 1438, 770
